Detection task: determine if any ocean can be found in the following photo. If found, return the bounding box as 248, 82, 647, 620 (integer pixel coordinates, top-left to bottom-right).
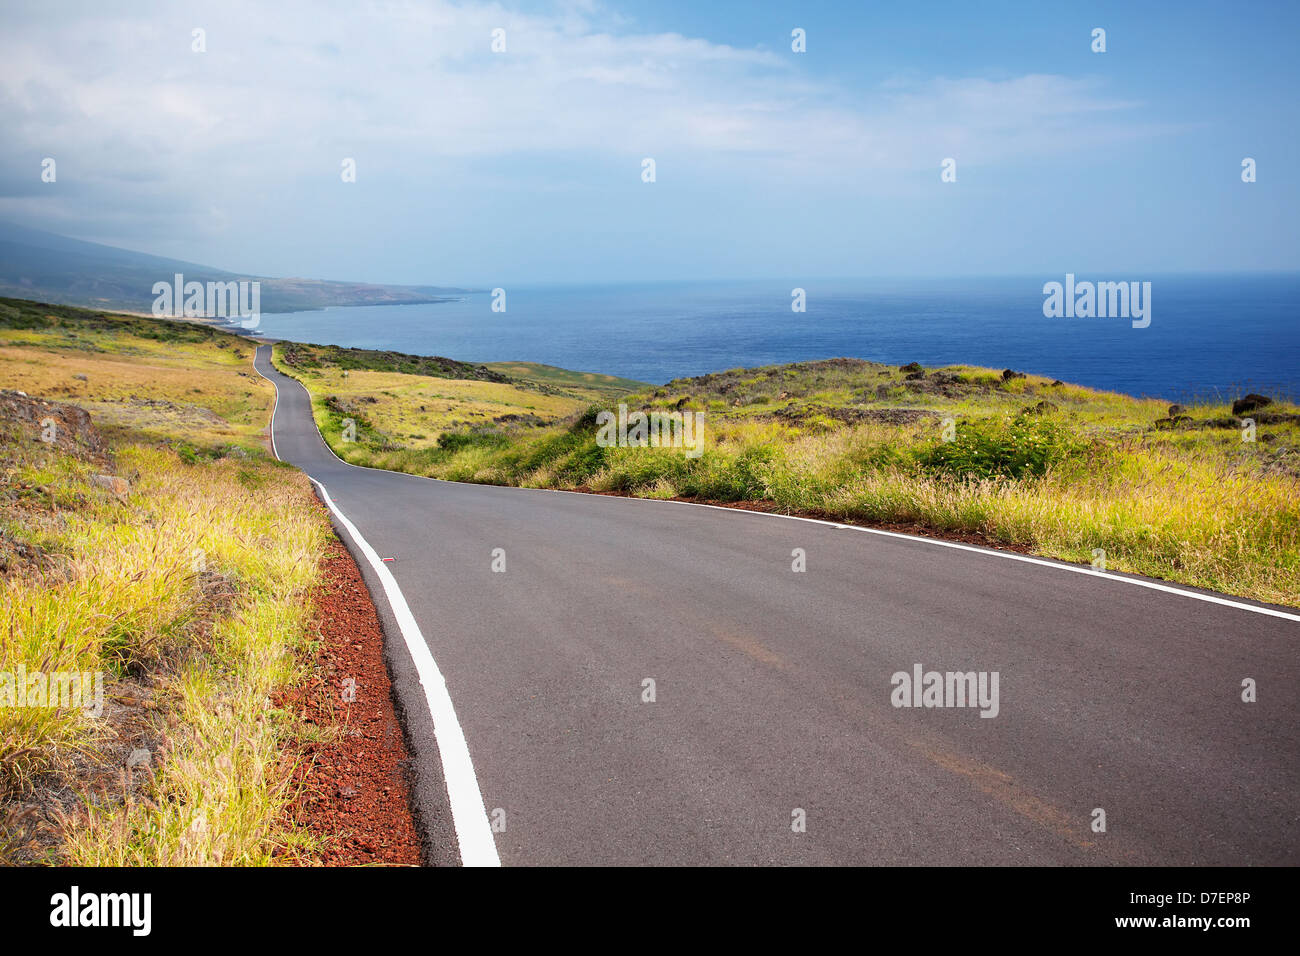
250, 274, 1300, 401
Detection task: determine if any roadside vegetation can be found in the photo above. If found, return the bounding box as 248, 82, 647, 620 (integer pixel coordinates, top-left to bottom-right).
0, 298, 334, 864
288, 353, 1300, 608
273, 341, 645, 468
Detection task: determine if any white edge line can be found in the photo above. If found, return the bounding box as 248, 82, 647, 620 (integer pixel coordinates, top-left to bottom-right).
252, 343, 1300, 626
251, 344, 501, 867
593, 496, 1300, 623
310, 476, 501, 867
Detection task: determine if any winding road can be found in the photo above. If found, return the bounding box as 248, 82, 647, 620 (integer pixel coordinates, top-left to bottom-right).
254, 344, 1298, 867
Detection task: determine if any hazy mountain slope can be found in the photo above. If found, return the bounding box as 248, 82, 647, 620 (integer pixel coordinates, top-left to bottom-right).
0, 221, 477, 314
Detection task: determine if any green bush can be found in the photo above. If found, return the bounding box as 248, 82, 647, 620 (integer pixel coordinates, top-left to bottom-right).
916, 416, 1086, 480
555, 442, 608, 483
436, 430, 508, 453
173, 442, 201, 465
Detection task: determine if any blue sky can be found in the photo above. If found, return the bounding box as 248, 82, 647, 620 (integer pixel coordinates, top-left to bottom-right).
1, 0, 1296, 285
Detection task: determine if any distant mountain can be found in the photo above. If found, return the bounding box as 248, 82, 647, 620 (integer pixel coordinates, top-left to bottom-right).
0, 222, 479, 314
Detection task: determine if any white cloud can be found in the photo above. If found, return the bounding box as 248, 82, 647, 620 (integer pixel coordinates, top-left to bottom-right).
0, 0, 1161, 249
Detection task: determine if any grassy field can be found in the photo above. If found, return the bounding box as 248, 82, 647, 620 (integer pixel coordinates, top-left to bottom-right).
0, 297, 272, 451
284, 353, 1300, 608
273, 341, 647, 471
482, 360, 647, 400
0, 298, 334, 864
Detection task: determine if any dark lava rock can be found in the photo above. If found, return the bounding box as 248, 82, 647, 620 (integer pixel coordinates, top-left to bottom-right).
0, 390, 110, 463
1232, 394, 1273, 415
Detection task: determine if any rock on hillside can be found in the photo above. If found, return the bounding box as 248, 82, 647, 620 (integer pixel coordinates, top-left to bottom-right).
0, 389, 110, 463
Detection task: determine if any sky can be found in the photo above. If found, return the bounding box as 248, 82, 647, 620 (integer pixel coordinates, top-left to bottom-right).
0, 0, 1297, 286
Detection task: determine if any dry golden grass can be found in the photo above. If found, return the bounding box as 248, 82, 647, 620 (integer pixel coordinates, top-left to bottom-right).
1, 430, 330, 863
296, 365, 589, 449
274, 343, 640, 468
1, 299, 332, 865
0, 339, 271, 448
51, 449, 329, 865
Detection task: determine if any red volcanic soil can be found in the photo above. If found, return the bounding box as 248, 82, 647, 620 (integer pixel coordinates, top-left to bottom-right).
277, 518, 421, 866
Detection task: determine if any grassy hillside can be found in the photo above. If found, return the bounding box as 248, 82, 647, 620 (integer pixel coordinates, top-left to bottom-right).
0, 296, 272, 451
0, 298, 334, 864
483, 361, 648, 400
273, 341, 647, 470
287, 353, 1300, 608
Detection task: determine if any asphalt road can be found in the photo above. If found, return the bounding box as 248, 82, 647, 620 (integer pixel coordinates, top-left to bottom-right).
254, 344, 1298, 866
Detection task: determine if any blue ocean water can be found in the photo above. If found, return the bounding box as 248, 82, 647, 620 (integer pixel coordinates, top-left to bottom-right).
253, 275, 1299, 401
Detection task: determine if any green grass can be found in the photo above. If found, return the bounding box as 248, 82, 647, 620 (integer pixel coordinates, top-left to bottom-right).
288, 355, 1300, 608
484, 361, 648, 400
1, 437, 329, 864
0, 298, 335, 865
271, 341, 645, 468
277, 341, 509, 382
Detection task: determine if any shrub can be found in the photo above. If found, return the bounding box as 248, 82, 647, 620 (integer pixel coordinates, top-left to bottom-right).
436, 430, 508, 453
916, 415, 1087, 480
